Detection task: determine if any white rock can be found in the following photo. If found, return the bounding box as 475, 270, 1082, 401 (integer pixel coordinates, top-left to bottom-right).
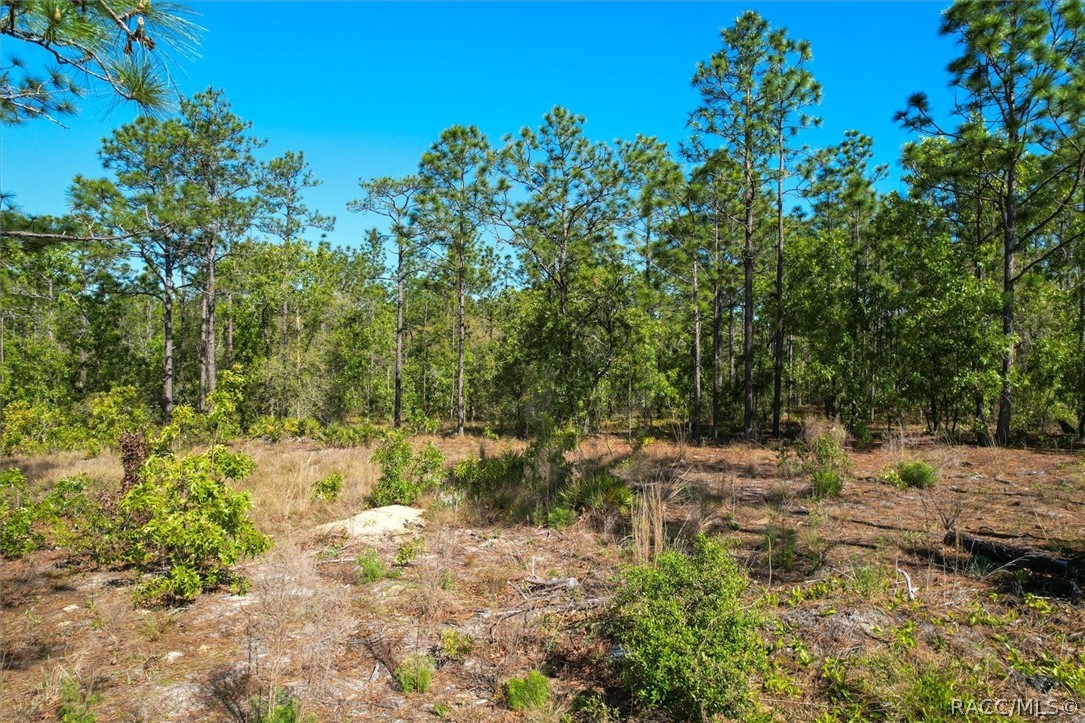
313, 505, 425, 538
63, 604, 80, 612
165, 651, 184, 663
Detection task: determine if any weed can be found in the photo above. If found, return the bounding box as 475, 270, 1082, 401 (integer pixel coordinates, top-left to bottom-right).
395, 653, 435, 694
505, 670, 550, 711
440, 629, 474, 660
897, 460, 938, 489
312, 473, 343, 502
765, 523, 798, 573
394, 537, 427, 567
248, 687, 316, 723
545, 506, 577, 529
355, 549, 387, 584
58, 677, 101, 723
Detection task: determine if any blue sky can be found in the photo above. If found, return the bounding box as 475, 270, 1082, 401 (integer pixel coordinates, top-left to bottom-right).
3, 1, 958, 248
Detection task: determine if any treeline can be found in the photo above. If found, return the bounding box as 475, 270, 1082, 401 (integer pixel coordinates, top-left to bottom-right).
4, 2, 1085, 449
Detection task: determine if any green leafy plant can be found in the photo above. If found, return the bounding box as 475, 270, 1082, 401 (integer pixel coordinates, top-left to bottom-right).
0, 468, 43, 558
395, 653, 435, 694
803, 427, 851, 499
560, 468, 633, 530
355, 549, 387, 584
371, 433, 445, 506
394, 537, 427, 567
249, 688, 316, 723
117, 448, 271, 605
608, 534, 765, 720
504, 670, 550, 711
440, 629, 474, 660
545, 506, 577, 529
896, 460, 938, 489
58, 677, 101, 723
313, 473, 343, 502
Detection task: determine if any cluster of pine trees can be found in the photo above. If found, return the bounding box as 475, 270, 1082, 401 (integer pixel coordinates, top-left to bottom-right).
4, 2, 1085, 446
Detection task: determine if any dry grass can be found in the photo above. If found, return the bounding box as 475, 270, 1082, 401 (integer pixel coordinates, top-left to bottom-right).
9, 449, 123, 488
632, 481, 666, 564
235, 441, 380, 534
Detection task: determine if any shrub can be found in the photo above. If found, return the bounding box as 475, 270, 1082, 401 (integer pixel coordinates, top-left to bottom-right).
313, 473, 343, 502
318, 421, 384, 448
560, 468, 633, 530
371, 433, 444, 506
82, 386, 152, 454
505, 670, 550, 711
0, 468, 43, 558
394, 537, 427, 567
117, 448, 270, 605
58, 677, 101, 723
440, 629, 474, 660
897, 460, 938, 489
0, 400, 72, 455
249, 688, 316, 723
355, 549, 386, 584
545, 506, 577, 529
803, 427, 851, 499
395, 653, 435, 694
608, 534, 765, 720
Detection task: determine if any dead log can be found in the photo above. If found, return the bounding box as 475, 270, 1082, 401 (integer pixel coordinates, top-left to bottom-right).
943, 530, 1072, 575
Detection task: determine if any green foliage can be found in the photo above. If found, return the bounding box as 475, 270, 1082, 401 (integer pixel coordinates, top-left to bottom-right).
394, 537, 427, 567
0, 400, 73, 456
545, 506, 577, 530
58, 677, 101, 723
765, 523, 798, 572
801, 427, 851, 499
371, 433, 444, 506
896, 460, 938, 489
313, 473, 343, 502
504, 670, 550, 712
249, 688, 316, 723
440, 629, 475, 660
0, 468, 43, 558
354, 549, 387, 584
395, 653, 435, 694
560, 468, 634, 528
318, 421, 385, 448
608, 534, 765, 720
116, 448, 270, 605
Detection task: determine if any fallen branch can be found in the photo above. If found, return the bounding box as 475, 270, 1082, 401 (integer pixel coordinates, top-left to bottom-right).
944, 530, 1074, 576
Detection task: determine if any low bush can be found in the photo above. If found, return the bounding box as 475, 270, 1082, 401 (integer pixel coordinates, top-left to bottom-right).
117, 448, 270, 605
545, 506, 577, 529
897, 460, 938, 489
560, 467, 633, 531
395, 653, 435, 694
355, 549, 386, 584
0, 468, 43, 558
504, 670, 549, 711
804, 426, 851, 499
313, 473, 343, 501
371, 433, 444, 506
608, 534, 765, 720
318, 421, 384, 448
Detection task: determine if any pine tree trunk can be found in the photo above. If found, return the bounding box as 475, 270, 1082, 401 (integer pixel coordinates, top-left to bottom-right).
457, 271, 466, 436
692, 258, 702, 445
163, 268, 175, 421
394, 245, 405, 429
996, 169, 1017, 446
772, 136, 785, 438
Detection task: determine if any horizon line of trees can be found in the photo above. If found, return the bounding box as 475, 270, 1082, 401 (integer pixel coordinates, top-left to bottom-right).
4, 1, 1085, 448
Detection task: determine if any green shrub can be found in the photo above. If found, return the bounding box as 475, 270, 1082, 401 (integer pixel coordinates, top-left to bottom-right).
875, 467, 904, 488
249, 688, 316, 723
371, 433, 444, 506
545, 506, 577, 529
765, 523, 798, 572
0, 400, 72, 455
82, 386, 152, 454
318, 421, 385, 448
608, 534, 765, 720
394, 537, 427, 567
505, 670, 549, 711
249, 415, 286, 442
395, 653, 435, 694
117, 448, 270, 605
560, 468, 633, 530
803, 427, 851, 499
313, 473, 343, 501
440, 629, 474, 660
58, 677, 101, 723
355, 549, 386, 584
896, 460, 938, 489
0, 468, 43, 558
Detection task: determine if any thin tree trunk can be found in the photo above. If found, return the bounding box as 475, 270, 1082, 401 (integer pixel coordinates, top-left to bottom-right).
457, 270, 466, 436
163, 268, 175, 421
996, 173, 1017, 446
394, 245, 405, 428
772, 133, 785, 438
692, 258, 702, 445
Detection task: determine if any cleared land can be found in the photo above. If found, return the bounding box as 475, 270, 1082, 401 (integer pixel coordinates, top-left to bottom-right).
2, 433, 1084, 721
